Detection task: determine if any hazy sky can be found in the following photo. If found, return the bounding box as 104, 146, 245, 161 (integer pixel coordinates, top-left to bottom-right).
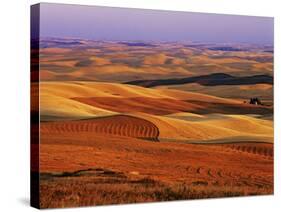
38, 3, 274, 45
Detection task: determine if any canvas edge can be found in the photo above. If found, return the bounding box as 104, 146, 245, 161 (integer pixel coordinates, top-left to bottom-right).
30, 3, 40, 209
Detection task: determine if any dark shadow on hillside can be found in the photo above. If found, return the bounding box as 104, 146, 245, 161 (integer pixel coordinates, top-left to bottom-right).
187, 100, 273, 115
125, 73, 273, 87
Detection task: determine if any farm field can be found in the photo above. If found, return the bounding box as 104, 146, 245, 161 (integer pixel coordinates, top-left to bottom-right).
31, 37, 273, 208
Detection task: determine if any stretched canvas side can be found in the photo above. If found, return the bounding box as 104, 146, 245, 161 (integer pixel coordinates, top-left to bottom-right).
30, 3, 40, 209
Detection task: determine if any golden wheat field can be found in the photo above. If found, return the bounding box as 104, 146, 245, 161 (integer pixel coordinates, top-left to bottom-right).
32, 37, 273, 208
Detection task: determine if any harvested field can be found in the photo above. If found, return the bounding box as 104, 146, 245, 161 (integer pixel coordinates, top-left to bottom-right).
38, 132, 273, 208
72, 97, 202, 115
41, 115, 159, 141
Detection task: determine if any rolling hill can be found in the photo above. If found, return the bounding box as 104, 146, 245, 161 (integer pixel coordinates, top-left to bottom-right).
126, 73, 273, 87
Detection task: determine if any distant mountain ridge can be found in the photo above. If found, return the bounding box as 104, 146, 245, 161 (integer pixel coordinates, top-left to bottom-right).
125, 73, 273, 87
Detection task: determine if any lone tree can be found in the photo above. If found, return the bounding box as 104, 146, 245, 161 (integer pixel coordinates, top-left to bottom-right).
249, 97, 262, 105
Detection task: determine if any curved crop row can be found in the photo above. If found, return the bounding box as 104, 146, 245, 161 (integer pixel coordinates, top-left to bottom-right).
40, 115, 159, 141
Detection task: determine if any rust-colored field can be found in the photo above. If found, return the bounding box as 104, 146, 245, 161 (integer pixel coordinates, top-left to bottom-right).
38, 119, 273, 208
219, 143, 273, 158
41, 115, 159, 141
72, 97, 201, 115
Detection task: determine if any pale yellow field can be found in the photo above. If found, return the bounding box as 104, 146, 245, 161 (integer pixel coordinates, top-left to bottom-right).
38, 81, 244, 120
156, 83, 273, 101
132, 112, 273, 143
37, 81, 273, 143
